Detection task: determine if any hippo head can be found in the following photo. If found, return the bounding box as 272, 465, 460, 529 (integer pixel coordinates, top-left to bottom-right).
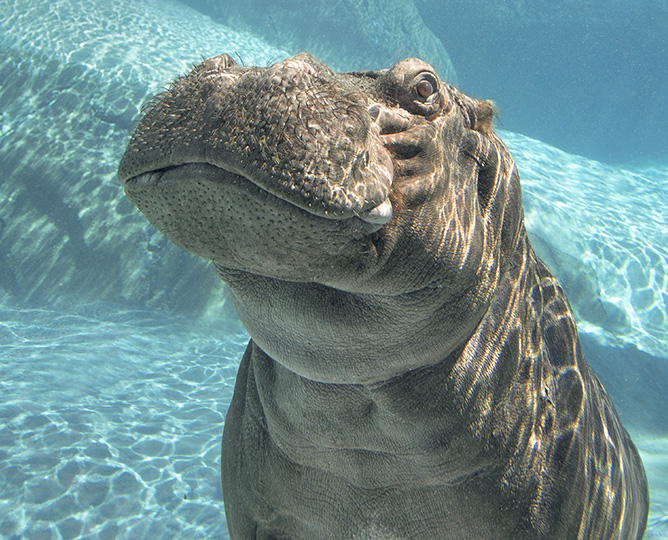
119, 53, 522, 290
118, 53, 524, 381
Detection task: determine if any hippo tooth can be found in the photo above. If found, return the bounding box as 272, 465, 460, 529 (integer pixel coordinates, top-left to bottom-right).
359, 199, 392, 224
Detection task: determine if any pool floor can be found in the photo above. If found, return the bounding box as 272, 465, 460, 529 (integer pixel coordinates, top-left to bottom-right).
0, 305, 666, 539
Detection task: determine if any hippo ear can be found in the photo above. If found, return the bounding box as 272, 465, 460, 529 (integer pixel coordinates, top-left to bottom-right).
469, 99, 496, 135
452, 89, 497, 135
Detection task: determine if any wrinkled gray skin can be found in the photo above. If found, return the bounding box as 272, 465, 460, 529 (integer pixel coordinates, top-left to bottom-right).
118, 53, 648, 539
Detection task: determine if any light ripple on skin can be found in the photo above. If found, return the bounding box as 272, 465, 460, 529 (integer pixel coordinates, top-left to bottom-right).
501, 130, 668, 360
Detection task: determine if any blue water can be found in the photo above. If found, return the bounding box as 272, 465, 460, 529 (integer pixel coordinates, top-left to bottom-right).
0, 306, 245, 539
414, 0, 668, 165
0, 0, 666, 538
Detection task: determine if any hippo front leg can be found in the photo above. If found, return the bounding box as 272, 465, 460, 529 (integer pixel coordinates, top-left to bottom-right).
222, 344, 305, 540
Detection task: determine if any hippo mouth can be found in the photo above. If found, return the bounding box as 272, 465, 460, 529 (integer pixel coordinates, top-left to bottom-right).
122, 152, 394, 227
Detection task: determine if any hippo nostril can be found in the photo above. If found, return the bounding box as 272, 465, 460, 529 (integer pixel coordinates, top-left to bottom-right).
368, 104, 381, 123
354, 150, 370, 169
283, 60, 317, 76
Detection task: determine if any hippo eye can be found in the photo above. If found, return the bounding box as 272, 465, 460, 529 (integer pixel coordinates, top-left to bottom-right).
416, 80, 433, 98
413, 73, 438, 100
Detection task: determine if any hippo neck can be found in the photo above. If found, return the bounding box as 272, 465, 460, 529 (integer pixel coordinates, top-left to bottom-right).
216, 266, 494, 385
219, 237, 544, 491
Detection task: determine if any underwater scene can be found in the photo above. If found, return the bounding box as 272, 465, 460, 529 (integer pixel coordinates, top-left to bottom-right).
0, 0, 666, 538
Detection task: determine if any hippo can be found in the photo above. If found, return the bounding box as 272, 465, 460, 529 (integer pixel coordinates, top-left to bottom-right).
118, 53, 648, 539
